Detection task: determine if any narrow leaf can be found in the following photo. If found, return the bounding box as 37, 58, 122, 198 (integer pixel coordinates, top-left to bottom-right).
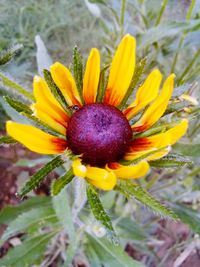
0, 232, 57, 267
119, 57, 147, 109
0, 44, 23, 65
43, 69, 71, 116
18, 156, 64, 198
174, 143, 200, 157
150, 155, 192, 168
86, 184, 118, 244
51, 168, 74, 196
0, 135, 16, 145
72, 46, 84, 102
3, 95, 32, 114
117, 181, 179, 220
0, 72, 34, 101
96, 65, 108, 102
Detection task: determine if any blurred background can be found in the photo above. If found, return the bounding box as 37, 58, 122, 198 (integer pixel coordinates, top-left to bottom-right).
0, 1, 200, 266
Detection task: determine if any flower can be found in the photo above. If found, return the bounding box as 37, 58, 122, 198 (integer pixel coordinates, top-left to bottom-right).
6, 34, 188, 191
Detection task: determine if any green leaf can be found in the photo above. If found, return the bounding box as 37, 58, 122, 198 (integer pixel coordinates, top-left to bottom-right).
0, 135, 16, 145
3, 95, 32, 114
0, 196, 51, 224
117, 181, 178, 220
72, 46, 84, 102
119, 57, 147, 109
174, 143, 200, 157
21, 111, 64, 137
139, 20, 200, 48
0, 44, 23, 65
43, 69, 71, 116
96, 65, 108, 102
18, 156, 64, 198
53, 187, 76, 266
1, 207, 56, 242
86, 184, 118, 244
150, 155, 193, 168
86, 234, 145, 267
0, 72, 34, 101
173, 204, 200, 235
51, 168, 74, 196
0, 232, 57, 267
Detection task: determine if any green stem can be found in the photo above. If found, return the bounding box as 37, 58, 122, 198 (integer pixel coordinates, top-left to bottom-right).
155, 0, 168, 26
120, 0, 127, 37
177, 48, 200, 85
170, 0, 196, 73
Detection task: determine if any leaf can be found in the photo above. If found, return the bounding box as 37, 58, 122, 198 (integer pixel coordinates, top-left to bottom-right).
0, 196, 51, 224
96, 65, 108, 102
174, 143, 200, 157
119, 57, 147, 109
139, 20, 200, 48
72, 46, 84, 102
51, 168, 74, 196
0, 72, 34, 101
150, 155, 193, 168
86, 234, 145, 267
53, 187, 76, 266
35, 35, 52, 76
0, 135, 16, 145
1, 207, 56, 242
117, 181, 179, 220
0, 232, 56, 267
43, 69, 71, 116
173, 204, 200, 235
3, 95, 32, 114
0, 44, 23, 65
86, 184, 118, 244
116, 218, 147, 241
18, 156, 64, 198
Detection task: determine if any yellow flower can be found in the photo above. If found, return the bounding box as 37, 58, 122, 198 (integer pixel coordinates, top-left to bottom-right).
6, 34, 188, 191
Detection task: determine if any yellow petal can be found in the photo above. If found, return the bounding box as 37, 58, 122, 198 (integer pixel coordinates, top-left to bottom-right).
33, 76, 69, 125
6, 121, 67, 154
72, 158, 87, 177
71, 159, 116, 190
86, 166, 117, 190
132, 74, 175, 132
107, 161, 149, 179
124, 69, 162, 119
125, 119, 188, 161
31, 104, 67, 135
104, 34, 136, 106
147, 148, 170, 161
83, 48, 100, 104
50, 62, 82, 106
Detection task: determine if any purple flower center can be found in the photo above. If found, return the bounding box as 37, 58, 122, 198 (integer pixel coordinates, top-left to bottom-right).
67, 103, 132, 166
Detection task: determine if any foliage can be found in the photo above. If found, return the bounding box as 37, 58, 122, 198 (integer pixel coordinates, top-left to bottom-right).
0, 0, 200, 266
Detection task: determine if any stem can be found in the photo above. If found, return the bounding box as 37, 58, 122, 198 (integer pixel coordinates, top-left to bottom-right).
177, 48, 200, 85
171, 0, 196, 73
120, 0, 127, 37
155, 0, 168, 26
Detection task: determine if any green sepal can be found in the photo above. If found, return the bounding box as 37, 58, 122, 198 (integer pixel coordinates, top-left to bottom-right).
72, 46, 84, 103
0, 72, 34, 101
96, 65, 109, 102
150, 154, 193, 168
117, 181, 179, 221
43, 69, 71, 116
86, 184, 118, 244
119, 57, 147, 110
0, 135, 16, 145
51, 168, 74, 196
21, 112, 65, 138
17, 156, 64, 198
3, 95, 33, 114
0, 44, 23, 66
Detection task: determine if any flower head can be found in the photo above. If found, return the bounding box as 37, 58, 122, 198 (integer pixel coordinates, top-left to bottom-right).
6, 34, 188, 190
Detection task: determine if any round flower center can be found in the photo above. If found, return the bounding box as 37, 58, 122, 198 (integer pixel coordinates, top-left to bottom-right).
67, 103, 132, 166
